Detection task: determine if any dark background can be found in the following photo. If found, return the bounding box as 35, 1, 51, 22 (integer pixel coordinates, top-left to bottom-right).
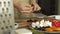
37, 0, 58, 16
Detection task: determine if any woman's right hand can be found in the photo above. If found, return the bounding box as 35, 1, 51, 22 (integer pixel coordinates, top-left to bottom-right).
19, 2, 33, 16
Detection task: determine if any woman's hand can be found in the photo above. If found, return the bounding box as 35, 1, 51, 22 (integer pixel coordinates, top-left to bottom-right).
32, 3, 41, 11
19, 2, 33, 16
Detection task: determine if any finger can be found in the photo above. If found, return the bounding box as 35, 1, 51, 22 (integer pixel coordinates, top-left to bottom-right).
28, 7, 33, 12
25, 5, 31, 8
33, 6, 37, 11
34, 6, 41, 11
21, 7, 33, 11
36, 7, 41, 11
20, 11, 32, 14
24, 3, 32, 8
22, 8, 31, 11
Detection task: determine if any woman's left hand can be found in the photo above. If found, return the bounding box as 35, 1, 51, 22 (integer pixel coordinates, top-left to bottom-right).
32, 3, 41, 12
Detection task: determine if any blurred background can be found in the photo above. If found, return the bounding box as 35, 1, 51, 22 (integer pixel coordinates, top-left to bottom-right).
38, 0, 58, 16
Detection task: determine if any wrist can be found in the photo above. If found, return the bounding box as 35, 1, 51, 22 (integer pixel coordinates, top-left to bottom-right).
31, 0, 37, 4
32, 2, 37, 6
32, 2, 36, 4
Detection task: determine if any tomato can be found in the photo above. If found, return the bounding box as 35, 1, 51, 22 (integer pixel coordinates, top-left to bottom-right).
52, 20, 60, 28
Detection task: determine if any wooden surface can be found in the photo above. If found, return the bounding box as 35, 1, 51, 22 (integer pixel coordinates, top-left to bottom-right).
15, 17, 55, 28
15, 17, 55, 23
